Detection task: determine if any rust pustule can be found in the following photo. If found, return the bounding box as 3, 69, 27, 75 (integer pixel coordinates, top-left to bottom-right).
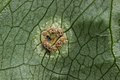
41, 27, 68, 52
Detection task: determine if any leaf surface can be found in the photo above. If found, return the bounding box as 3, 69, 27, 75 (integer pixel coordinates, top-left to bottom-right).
0, 0, 120, 80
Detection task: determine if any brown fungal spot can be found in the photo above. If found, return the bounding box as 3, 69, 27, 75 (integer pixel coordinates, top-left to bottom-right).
41, 27, 68, 52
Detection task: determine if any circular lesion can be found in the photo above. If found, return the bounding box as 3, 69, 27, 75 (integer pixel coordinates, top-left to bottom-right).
41, 27, 68, 52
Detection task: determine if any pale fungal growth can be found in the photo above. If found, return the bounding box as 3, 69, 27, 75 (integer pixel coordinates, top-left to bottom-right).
42, 31, 49, 36
41, 27, 68, 52
33, 17, 72, 58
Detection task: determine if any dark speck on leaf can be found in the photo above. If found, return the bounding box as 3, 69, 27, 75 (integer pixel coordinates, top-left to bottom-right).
46, 36, 51, 42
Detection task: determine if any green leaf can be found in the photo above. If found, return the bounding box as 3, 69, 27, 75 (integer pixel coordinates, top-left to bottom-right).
0, 0, 11, 13
0, 0, 120, 80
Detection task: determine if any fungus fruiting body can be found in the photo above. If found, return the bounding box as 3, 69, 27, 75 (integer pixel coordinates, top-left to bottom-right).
33, 17, 73, 58
41, 27, 68, 52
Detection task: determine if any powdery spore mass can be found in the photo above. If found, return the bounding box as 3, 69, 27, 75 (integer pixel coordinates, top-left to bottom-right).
41, 27, 68, 52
